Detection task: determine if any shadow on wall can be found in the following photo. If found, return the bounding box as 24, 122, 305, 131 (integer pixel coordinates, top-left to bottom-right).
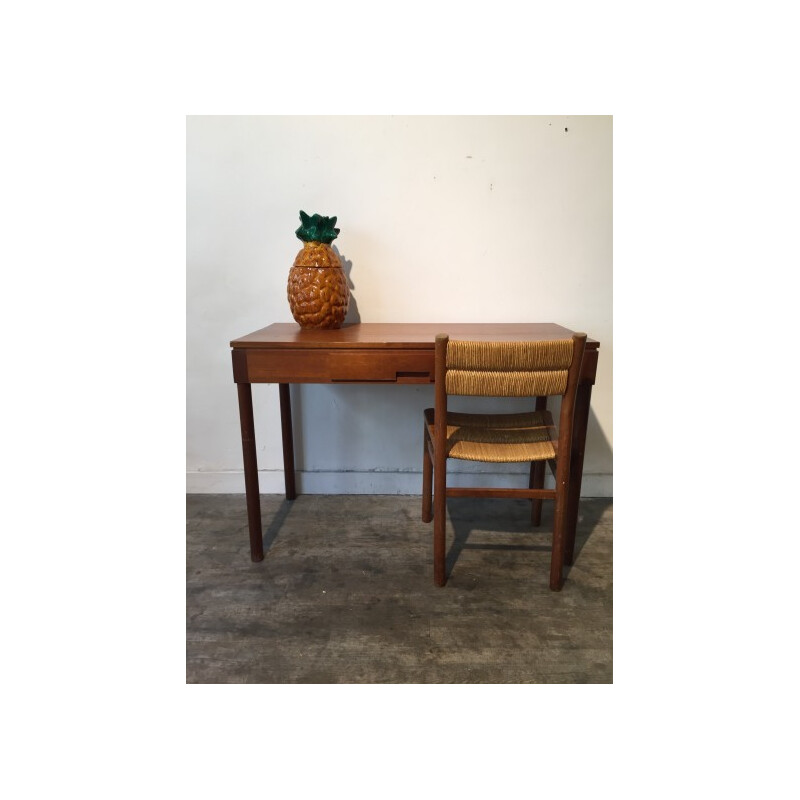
585, 406, 613, 487
334, 246, 361, 324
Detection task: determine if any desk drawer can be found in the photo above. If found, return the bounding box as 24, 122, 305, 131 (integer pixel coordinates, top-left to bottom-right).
327, 351, 433, 382
238, 349, 434, 383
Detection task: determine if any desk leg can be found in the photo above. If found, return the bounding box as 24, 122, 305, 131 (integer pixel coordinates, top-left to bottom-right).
279, 383, 297, 500
237, 382, 264, 562
564, 382, 592, 566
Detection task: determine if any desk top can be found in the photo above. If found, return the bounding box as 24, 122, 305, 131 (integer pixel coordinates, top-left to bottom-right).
231, 323, 599, 350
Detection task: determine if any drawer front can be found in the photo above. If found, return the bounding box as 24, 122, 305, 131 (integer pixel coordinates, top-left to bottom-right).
237, 348, 434, 383
327, 351, 433, 382
242, 350, 331, 382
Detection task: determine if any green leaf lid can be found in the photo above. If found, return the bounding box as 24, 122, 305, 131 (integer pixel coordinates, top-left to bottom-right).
295, 210, 340, 244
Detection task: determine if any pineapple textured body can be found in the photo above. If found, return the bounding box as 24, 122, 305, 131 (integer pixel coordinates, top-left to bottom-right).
287, 242, 349, 329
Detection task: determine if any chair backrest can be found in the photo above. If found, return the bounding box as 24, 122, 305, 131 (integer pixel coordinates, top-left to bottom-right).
436, 334, 586, 398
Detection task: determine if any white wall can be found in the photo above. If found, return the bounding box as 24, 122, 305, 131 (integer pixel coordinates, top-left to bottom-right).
187, 116, 612, 495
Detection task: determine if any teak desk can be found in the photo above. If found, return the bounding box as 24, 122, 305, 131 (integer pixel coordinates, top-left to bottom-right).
231, 323, 599, 564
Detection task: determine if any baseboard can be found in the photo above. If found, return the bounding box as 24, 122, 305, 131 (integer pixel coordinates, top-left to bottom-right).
186, 470, 612, 497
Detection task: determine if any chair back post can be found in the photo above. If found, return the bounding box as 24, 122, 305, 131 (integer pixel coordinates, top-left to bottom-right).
434, 334, 449, 452
433, 333, 450, 586
555, 333, 588, 492
548, 333, 587, 589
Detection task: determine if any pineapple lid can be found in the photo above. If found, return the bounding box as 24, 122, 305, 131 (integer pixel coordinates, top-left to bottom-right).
295, 210, 340, 244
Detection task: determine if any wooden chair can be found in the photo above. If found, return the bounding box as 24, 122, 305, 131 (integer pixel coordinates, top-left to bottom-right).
422, 332, 587, 590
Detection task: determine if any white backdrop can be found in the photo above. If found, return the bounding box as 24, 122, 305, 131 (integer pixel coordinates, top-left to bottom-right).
187, 115, 612, 495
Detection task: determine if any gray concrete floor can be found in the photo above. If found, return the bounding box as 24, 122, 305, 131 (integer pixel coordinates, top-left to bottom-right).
187, 494, 612, 683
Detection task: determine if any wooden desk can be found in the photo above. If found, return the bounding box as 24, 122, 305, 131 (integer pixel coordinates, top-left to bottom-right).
231, 323, 599, 564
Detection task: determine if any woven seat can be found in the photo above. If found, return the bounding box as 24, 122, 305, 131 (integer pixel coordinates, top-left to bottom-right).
422, 333, 587, 591
423, 408, 557, 463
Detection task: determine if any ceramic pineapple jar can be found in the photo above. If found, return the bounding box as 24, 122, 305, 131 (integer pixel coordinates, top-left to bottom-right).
287, 211, 350, 329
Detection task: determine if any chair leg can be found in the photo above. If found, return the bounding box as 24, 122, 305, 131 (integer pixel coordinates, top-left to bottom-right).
433, 504, 446, 586
549, 489, 568, 591
433, 445, 447, 587
529, 460, 544, 526
422, 428, 432, 523
531, 396, 548, 527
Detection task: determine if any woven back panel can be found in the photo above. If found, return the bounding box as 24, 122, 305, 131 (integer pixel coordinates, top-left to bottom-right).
445, 339, 573, 397
445, 369, 568, 397
446, 339, 573, 371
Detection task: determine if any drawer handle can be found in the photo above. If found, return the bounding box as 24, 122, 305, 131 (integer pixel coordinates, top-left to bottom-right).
396, 371, 432, 383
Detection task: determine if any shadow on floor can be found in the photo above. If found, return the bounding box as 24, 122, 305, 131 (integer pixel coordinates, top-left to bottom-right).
445, 496, 612, 581
262, 499, 293, 553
